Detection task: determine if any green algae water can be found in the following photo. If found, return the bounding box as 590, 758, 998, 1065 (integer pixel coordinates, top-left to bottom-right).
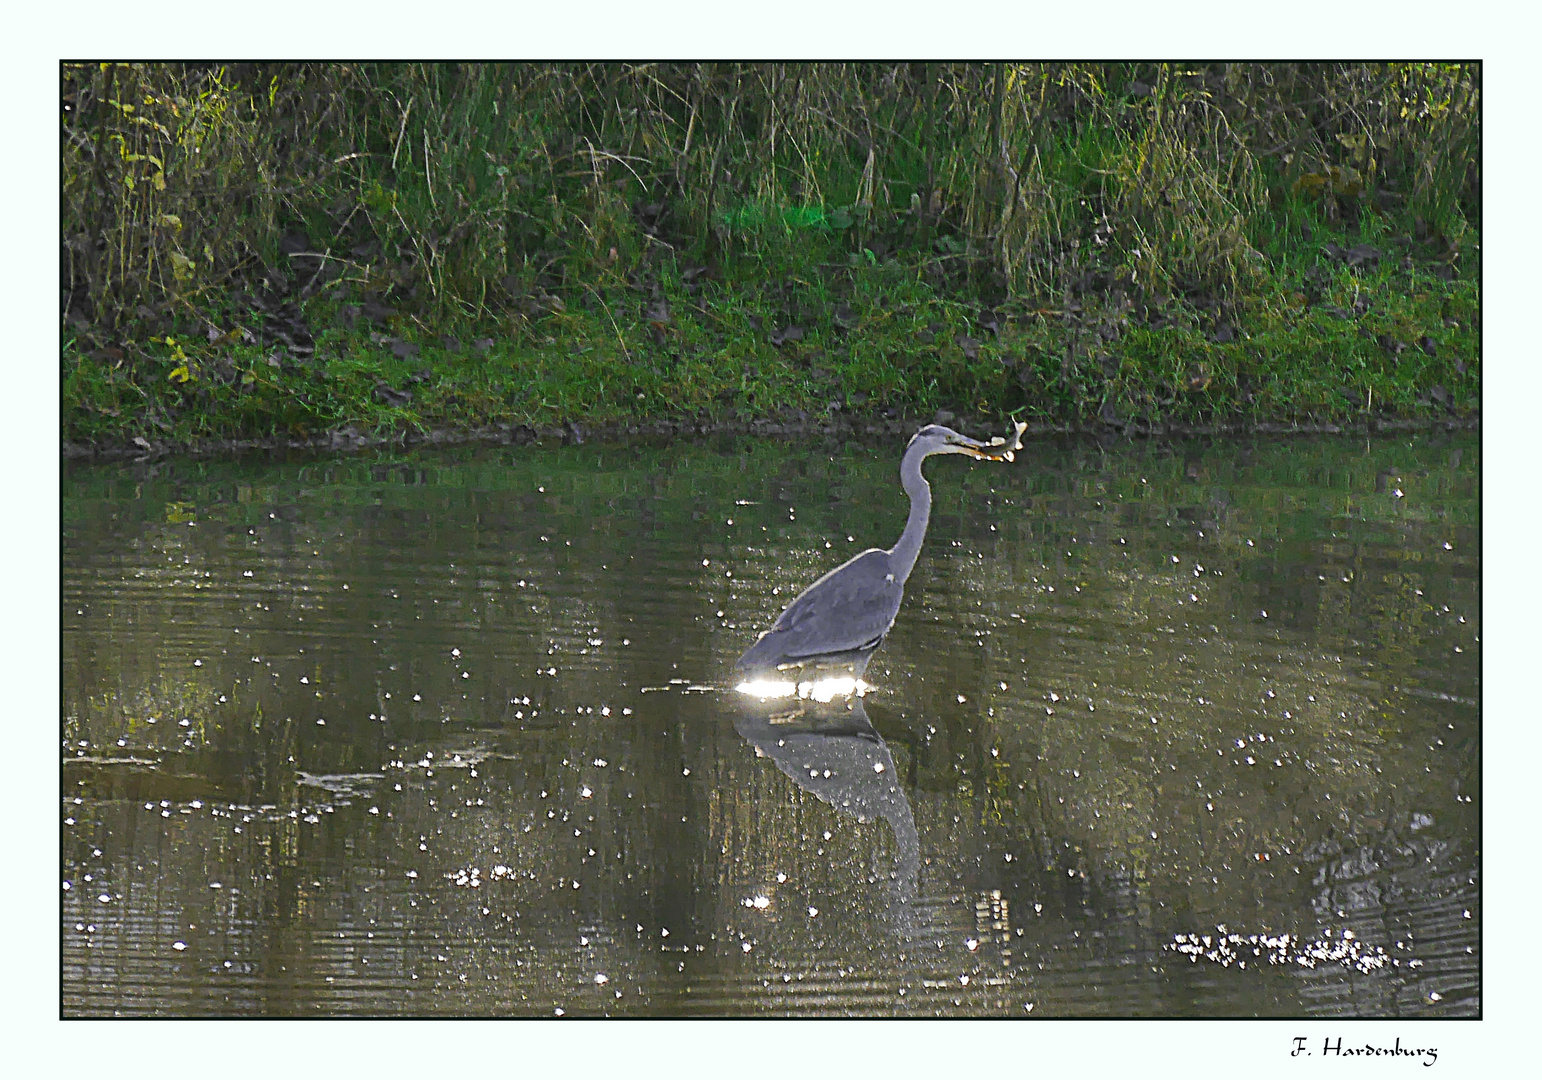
62, 430, 1479, 1016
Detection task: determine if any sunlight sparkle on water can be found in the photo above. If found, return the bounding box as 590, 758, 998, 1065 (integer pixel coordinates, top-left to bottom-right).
735, 677, 869, 701
61, 428, 1479, 1018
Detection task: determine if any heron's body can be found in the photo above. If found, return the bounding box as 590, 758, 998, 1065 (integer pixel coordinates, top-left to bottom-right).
735, 547, 902, 674
735, 422, 1025, 678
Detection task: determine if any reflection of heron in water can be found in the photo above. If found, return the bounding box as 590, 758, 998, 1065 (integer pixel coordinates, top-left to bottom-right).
734, 694, 919, 903
736, 422, 1026, 681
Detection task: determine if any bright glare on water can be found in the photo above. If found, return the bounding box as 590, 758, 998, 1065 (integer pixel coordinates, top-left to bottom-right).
735, 677, 870, 701
62, 431, 1479, 1016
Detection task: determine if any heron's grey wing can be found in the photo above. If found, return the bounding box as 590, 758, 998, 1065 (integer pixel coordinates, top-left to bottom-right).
763, 549, 904, 659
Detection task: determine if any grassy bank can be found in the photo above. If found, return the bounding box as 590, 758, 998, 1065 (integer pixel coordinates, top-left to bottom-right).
61, 63, 1479, 450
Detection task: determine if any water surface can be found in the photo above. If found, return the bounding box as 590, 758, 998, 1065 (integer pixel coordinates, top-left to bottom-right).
62, 430, 1479, 1016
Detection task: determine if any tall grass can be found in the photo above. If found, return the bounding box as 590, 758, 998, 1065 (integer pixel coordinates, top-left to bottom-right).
61, 63, 1479, 446
63, 62, 1480, 333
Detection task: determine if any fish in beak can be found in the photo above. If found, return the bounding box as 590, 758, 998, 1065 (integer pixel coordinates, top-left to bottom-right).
957, 420, 1028, 462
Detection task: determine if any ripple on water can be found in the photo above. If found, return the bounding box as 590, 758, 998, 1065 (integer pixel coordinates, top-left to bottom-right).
62, 433, 1479, 1015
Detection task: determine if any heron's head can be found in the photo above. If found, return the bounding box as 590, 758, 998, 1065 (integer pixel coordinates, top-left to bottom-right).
906, 422, 1024, 463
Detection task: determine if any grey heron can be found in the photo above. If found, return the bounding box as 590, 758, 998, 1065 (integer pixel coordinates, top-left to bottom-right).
735, 420, 1026, 679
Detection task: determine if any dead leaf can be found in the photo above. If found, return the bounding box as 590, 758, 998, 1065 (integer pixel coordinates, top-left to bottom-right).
1295, 164, 1365, 201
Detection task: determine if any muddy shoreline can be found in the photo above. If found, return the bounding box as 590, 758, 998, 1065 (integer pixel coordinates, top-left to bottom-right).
63, 411, 1480, 464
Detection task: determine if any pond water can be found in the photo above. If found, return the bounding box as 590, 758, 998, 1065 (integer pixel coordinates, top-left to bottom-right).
62, 429, 1479, 1017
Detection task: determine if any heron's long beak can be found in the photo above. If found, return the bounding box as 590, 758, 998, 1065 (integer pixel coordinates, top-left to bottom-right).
958, 420, 1028, 463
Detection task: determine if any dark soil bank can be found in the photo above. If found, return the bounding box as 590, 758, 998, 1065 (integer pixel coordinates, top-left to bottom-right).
63, 411, 1479, 464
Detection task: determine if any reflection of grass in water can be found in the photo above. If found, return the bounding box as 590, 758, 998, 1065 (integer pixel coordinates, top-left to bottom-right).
948, 598, 1471, 929
62, 668, 302, 806
65, 672, 218, 752
63, 431, 1476, 920
867, 434, 1476, 925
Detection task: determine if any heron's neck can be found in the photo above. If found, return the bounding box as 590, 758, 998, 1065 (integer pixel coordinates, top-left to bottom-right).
888, 444, 932, 583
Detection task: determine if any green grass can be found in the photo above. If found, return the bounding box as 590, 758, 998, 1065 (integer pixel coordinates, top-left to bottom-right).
62, 213, 1478, 448
61, 63, 1480, 448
